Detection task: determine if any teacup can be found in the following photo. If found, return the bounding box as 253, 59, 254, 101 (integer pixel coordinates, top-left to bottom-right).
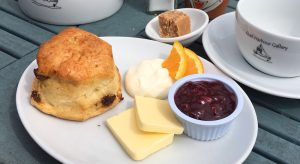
18, 0, 123, 25
235, 0, 300, 77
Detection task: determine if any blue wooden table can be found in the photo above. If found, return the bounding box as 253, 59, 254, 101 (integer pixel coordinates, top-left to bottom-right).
0, 0, 299, 163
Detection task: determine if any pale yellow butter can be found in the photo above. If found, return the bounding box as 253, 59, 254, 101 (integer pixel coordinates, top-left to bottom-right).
135, 96, 183, 134
106, 108, 174, 161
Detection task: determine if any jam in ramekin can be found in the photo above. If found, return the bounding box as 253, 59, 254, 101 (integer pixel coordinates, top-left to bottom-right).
174, 80, 236, 121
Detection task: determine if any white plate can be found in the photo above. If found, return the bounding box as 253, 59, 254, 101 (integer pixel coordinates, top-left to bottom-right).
203, 12, 300, 99
16, 37, 257, 164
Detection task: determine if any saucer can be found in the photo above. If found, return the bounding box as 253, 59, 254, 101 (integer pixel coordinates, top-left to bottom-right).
145, 8, 209, 46
203, 12, 300, 99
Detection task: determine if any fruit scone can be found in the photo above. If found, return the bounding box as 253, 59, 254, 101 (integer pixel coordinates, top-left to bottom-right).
31, 27, 123, 121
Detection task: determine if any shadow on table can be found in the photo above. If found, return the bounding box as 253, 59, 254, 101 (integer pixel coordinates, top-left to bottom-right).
125, 0, 148, 13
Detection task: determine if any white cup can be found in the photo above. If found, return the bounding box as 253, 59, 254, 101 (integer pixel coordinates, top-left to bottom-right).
235, 0, 300, 77
18, 0, 123, 25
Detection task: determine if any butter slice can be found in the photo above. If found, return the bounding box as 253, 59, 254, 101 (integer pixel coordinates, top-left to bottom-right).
106, 108, 174, 161
135, 96, 183, 134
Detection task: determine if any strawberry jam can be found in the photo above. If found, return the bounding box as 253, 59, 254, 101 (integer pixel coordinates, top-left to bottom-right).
174, 80, 237, 121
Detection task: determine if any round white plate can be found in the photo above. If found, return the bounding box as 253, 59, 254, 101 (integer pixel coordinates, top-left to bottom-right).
16, 37, 257, 164
203, 12, 300, 99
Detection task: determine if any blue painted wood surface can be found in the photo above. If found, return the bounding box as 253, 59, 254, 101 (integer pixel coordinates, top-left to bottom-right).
0, 0, 299, 163
0, 51, 15, 69
0, 0, 67, 34
0, 9, 54, 45
0, 29, 37, 58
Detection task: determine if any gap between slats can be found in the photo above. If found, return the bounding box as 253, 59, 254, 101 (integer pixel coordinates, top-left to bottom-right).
251, 102, 300, 148
258, 123, 300, 147
0, 25, 40, 46
252, 97, 300, 122
244, 152, 276, 164
0, 28, 37, 59
0, 48, 37, 70
0, 46, 20, 59
245, 87, 300, 123
256, 103, 300, 123
0, 8, 56, 45
253, 128, 300, 164
0, 7, 59, 34
0, 50, 16, 69
252, 148, 287, 164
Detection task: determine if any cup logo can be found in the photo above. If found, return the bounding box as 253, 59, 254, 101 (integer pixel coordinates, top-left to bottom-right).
242, 30, 289, 64
32, 0, 61, 9
253, 44, 272, 63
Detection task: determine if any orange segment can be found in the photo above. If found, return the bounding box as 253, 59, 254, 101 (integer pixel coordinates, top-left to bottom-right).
183, 48, 204, 76
162, 41, 187, 80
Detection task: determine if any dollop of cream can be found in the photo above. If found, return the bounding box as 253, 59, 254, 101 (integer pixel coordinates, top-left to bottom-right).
125, 58, 173, 99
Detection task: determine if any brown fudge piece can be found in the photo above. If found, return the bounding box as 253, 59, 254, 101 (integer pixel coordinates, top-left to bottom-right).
158, 10, 191, 38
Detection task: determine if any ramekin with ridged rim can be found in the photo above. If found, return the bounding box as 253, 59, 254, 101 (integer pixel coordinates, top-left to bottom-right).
168, 74, 244, 141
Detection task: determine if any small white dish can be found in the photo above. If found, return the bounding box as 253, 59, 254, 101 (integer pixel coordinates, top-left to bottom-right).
169, 74, 244, 141
145, 8, 209, 46
16, 37, 257, 163
203, 12, 300, 99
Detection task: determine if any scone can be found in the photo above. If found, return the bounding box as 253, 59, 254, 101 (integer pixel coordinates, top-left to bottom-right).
31, 27, 123, 121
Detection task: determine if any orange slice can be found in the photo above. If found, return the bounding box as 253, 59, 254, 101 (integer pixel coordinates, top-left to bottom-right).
183, 48, 204, 76
162, 41, 187, 80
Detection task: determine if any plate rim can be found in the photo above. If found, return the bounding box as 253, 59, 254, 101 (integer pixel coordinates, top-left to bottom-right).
203, 12, 300, 99
16, 36, 258, 164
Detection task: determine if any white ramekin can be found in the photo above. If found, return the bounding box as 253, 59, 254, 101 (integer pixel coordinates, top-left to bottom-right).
168, 74, 244, 141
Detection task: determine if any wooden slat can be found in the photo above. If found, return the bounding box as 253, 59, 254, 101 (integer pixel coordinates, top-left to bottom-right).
254, 129, 300, 163
0, 51, 16, 69
79, 0, 155, 37
0, 10, 54, 45
244, 152, 276, 164
225, 7, 235, 13
0, 29, 37, 58
228, 0, 238, 8
0, 50, 59, 164
243, 86, 300, 122
254, 103, 300, 146
0, 0, 67, 33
